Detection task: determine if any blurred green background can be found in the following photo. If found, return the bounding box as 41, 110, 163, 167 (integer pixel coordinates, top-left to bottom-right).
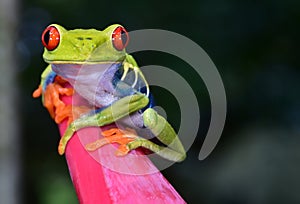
1, 0, 299, 203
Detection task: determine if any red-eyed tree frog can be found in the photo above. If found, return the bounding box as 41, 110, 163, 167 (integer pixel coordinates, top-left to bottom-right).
33, 24, 186, 162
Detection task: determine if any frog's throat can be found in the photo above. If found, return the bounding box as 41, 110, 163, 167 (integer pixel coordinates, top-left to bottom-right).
51, 63, 121, 82
51, 63, 122, 107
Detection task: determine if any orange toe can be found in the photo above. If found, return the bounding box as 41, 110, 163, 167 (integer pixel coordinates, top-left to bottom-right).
32, 85, 42, 98
115, 144, 130, 156
85, 128, 138, 155
54, 105, 73, 124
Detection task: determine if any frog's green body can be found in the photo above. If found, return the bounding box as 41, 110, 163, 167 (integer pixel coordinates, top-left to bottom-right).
36, 24, 186, 162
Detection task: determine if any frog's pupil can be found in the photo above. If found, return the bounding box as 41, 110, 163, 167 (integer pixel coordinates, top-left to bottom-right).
121, 30, 127, 46
44, 30, 50, 45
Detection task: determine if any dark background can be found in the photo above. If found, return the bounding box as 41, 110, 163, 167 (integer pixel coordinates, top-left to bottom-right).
17, 0, 300, 203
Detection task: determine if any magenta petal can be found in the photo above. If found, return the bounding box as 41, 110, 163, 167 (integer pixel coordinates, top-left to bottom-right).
58, 92, 186, 204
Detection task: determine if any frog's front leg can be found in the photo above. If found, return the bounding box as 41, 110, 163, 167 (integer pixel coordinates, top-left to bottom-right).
127, 108, 186, 162
58, 93, 149, 155
33, 70, 74, 123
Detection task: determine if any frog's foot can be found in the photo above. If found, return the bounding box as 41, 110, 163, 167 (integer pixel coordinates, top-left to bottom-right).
43, 83, 74, 121
55, 105, 92, 126
85, 128, 139, 156
54, 83, 74, 96
54, 105, 72, 124
43, 84, 61, 118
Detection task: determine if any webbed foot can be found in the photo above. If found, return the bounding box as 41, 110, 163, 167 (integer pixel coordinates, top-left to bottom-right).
85, 128, 139, 156
43, 82, 74, 120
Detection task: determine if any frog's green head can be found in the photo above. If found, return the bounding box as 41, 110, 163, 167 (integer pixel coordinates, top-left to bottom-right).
41, 24, 129, 64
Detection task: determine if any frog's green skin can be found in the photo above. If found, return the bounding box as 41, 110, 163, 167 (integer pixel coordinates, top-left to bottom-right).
39, 24, 186, 162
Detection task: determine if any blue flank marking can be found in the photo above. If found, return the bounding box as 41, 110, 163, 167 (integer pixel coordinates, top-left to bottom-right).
139, 86, 155, 112
93, 106, 107, 114
112, 64, 123, 87
43, 71, 57, 91
111, 65, 155, 113
111, 66, 155, 113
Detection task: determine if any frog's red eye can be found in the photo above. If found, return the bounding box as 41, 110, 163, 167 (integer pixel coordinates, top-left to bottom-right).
112, 26, 129, 51
41, 26, 60, 51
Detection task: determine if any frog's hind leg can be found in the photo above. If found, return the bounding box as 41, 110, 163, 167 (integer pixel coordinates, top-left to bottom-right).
126, 108, 186, 162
